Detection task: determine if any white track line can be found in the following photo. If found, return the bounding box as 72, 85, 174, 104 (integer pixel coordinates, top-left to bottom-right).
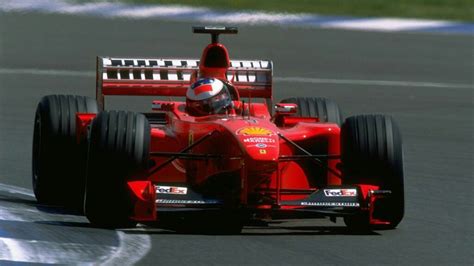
102, 229, 152, 266
0, 67, 471, 89
0, 237, 116, 264
273, 76, 473, 89
0, 183, 152, 264
0, 68, 95, 77
0, 183, 35, 197
0, 237, 27, 262
322, 18, 449, 31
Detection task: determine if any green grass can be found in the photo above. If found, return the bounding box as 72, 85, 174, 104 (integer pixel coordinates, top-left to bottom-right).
120, 0, 474, 21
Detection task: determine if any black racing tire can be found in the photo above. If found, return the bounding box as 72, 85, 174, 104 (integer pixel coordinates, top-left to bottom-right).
280, 97, 343, 126
32, 95, 98, 207
341, 114, 404, 230
84, 110, 150, 229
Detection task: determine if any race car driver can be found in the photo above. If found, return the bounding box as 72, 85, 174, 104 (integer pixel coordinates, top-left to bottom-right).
186, 78, 235, 116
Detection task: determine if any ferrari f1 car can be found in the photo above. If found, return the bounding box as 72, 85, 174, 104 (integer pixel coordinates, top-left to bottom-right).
32, 26, 404, 232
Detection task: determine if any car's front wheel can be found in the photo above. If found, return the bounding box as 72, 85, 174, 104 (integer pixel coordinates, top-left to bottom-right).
341, 114, 404, 230
84, 110, 150, 228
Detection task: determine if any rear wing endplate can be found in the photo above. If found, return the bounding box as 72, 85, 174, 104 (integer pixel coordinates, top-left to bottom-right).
96, 56, 273, 110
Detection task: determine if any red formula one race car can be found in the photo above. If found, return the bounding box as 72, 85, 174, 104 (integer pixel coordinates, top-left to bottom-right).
32, 27, 404, 233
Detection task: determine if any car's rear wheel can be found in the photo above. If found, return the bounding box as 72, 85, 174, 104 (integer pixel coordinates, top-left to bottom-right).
280, 97, 343, 126
341, 114, 404, 230
32, 95, 98, 208
280, 97, 343, 187
84, 110, 150, 228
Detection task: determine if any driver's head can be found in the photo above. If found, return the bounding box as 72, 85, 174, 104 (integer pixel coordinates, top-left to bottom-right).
186, 78, 232, 116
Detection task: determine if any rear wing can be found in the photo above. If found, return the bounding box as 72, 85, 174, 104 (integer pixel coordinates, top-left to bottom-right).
96, 56, 273, 110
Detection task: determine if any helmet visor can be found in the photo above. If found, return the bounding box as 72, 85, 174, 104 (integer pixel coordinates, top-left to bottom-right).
187, 87, 232, 116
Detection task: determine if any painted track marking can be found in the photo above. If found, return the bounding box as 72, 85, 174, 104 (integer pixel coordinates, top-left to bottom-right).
0, 67, 471, 89
0, 68, 95, 77
0, 183, 152, 264
273, 76, 473, 89
103, 229, 152, 266
0, 237, 117, 264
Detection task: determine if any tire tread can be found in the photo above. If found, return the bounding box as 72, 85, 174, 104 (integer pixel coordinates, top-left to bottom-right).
84, 110, 150, 228
341, 114, 404, 229
32, 95, 98, 206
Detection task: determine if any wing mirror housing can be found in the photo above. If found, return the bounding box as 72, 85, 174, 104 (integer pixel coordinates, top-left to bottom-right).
274, 103, 297, 115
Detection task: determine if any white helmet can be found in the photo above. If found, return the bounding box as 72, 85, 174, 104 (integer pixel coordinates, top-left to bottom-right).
186, 78, 232, 116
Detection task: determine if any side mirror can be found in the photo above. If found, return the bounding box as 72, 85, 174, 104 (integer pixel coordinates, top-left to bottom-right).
152, 101, 175, 111
274, 103, 297, 115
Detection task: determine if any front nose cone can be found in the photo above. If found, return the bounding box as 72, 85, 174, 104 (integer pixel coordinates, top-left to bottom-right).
236, 127, 279, 161
244, 141, 279, 161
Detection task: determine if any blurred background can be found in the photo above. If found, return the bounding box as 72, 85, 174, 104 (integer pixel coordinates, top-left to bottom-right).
78, 0, 474, 21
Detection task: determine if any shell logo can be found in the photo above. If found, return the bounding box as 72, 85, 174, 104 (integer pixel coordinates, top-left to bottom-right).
237, 127, 273, 136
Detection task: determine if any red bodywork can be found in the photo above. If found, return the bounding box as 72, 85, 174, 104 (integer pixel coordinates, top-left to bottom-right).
77, 34, 386, 225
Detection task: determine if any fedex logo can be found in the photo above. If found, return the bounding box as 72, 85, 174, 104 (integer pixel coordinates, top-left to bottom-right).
323, 189, 357, 197
156, 186, 188, 195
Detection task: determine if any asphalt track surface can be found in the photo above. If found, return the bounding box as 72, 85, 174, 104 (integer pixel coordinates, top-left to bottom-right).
0, 12, 473, 265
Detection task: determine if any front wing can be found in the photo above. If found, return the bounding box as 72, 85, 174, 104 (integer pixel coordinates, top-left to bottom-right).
127, 181, 391, 219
